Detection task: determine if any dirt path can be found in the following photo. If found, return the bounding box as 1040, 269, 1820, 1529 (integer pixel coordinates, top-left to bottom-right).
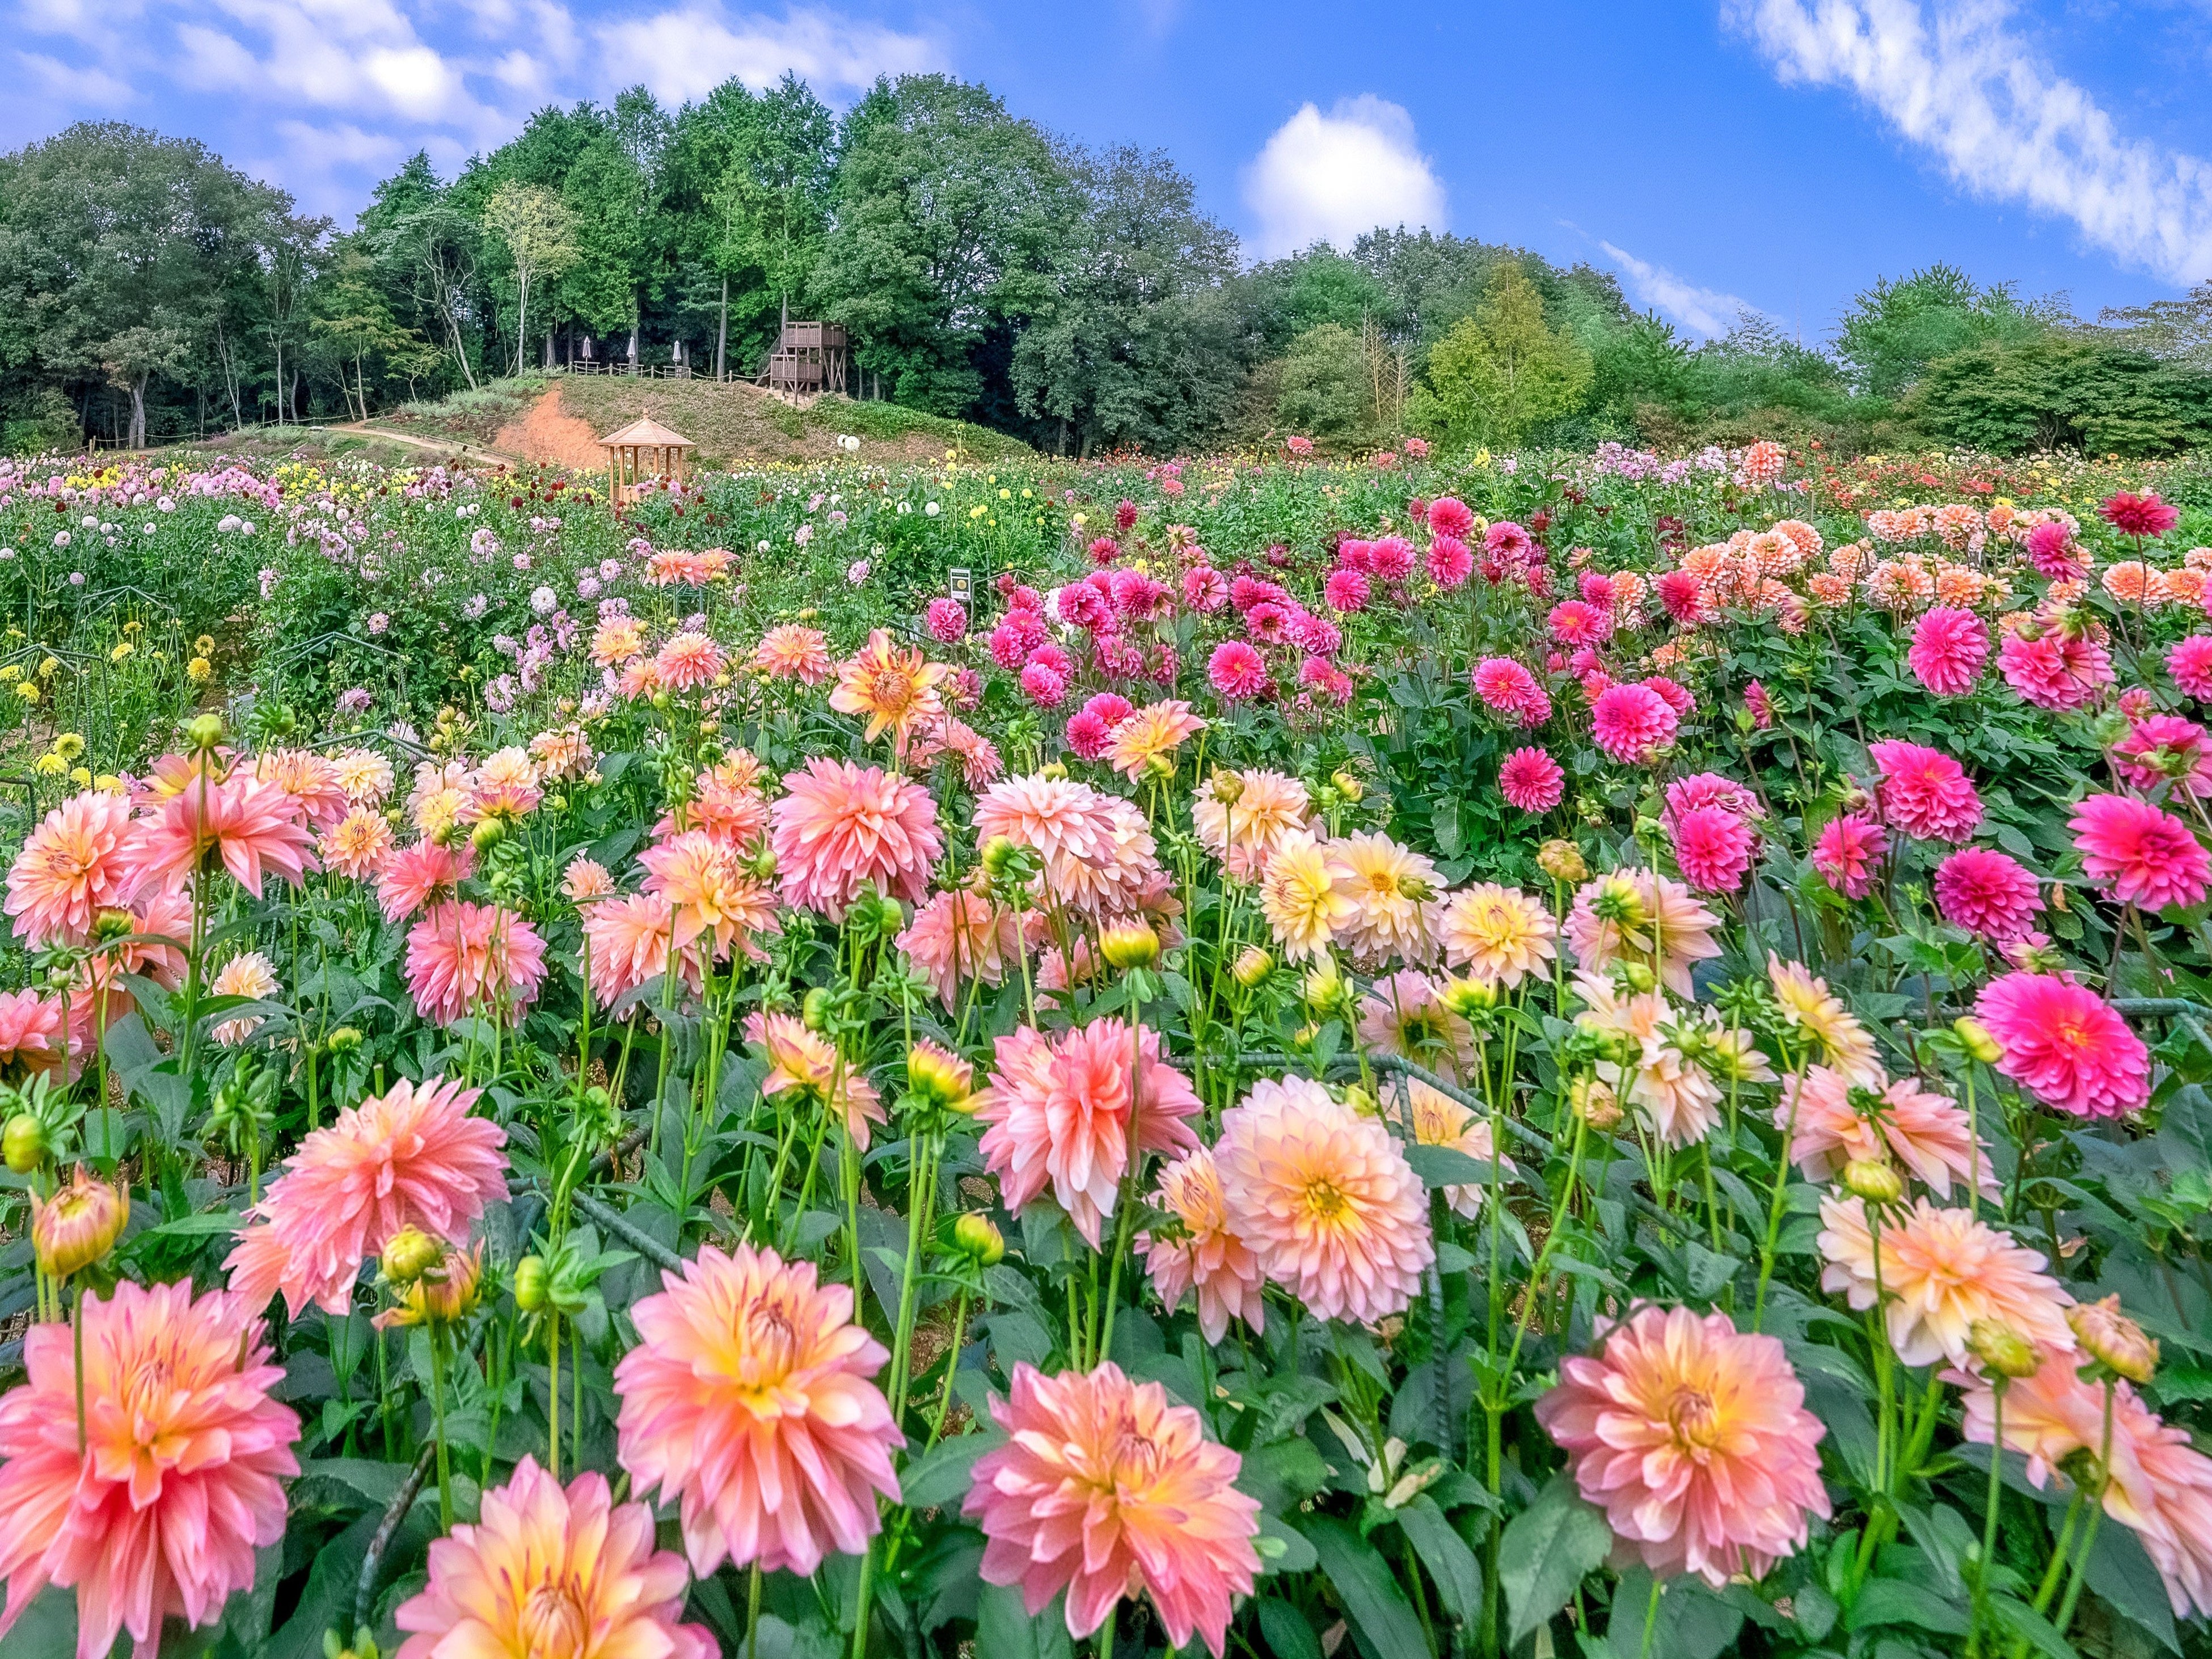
328, 421, 520, 468
492, 383, 607, 471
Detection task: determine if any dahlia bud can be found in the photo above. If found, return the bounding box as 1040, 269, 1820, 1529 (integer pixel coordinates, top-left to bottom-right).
326, 1025, 364, 1054
1439, 977, 1497, 1018
1843, 1158, 1904, 1206
1230, 946, 1274, 987
801, 987, 834, 1032
1538, 839, 1589, 885
379, 1225, 442, 1286
1399, 875, 1436, 904
1302, 959, 1347, 1017
1207, 769, 1245, 805
29, 1166, 127, 1278
747, 845, 777, 883
1966, 1319, 2042, 1381
1330, 769, 1365, 804
980, 835, 1021, 882
470, 817, 506, 852
1145, 753, 1176, 782
1571, 1077, 1622, 1133
512, 1254, 550, 1314
1953, 1016, 2002, 1066
1289, 1021, 1320, 1052
2069, 1294, 2159, 1384
952, 1213, 1005, 1266
3, 1112, 46, 1174
92, 907, 134, 943
324, 1628, 380, 1659
906, 1042, 975, 1112
1099, 919, 1160, 971
1342, 1084, 1379, 1118
378, 1244, 482, 1328
185, 712, 224, 753
1619, 960, 1657, 995
1590, 875, 1647, 930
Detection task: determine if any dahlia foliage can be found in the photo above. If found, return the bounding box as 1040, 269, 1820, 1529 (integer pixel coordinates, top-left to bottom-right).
1, 440, 2210, 1659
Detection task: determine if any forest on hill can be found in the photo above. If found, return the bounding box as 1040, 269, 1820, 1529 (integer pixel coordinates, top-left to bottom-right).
4, 72, 2212, 458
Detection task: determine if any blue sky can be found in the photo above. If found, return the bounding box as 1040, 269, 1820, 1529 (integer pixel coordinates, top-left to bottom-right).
10, 0, 2212, 343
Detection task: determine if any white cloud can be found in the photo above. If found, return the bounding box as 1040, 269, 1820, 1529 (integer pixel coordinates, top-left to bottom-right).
14, 49, 135, 106
1597, 240, 1760, 338
1241, 95, 1446, 260
1730, 0, 2212, 282
591, 5, 943, 105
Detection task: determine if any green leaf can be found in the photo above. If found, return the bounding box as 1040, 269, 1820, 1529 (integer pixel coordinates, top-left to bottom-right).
0, 1586, 75, 1656
973, 1583, 1074, 1659
1846, 1576, 1970, 1635
1256, 1597, 1324, 1659
1683, 1242, 1740, 1299
1606, 1570, 1744, 1659
1986, 1593, 2078, 1659
900, 1433, 989, 1510
1396, 1493, 1481, 1624
2083, 1514, 2179, 1653
1405, 1144, 1488, 1188
1497, 1471, 1612, 1644
1295, 1514, 1428, 1659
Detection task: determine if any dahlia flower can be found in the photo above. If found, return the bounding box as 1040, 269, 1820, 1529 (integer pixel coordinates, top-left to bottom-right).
1499, 745, 1565, 812
2168, 635, 2212, 700
1438, 883, 1557, 987
1932, 846, 2040, 939
1575, 973, 1727, 1147
1867, 738, 1981, 843
318, 806, 394, 881
5, 788, 137, 949
973, 774, 1158, 917
1671, 803, 1755, 893
1767, 956, 1881, 1086
894, 887, 1028, 1006
974, 1018, 1202, 1247
2102, 491, 2181, 539
1975, 970, 2150, 1118
1215, 1075, 1433, 1324
829, 629, 948, 758
209, 950, 280, 1046
0, 990, 66, 1074
745, 1010, 885, 1150
615, 1243, 901, 1577
1565, 871, 1721, 998
1472, 656, 1543, 719
1139, 1147, 1266, 1342
1906, 606, 1990, 696
1589, 682, 1678, 764
1535, 1305, 1829, 1586
1999, 630, 2114, 711
1779, 1065, 1997, 1200
584, 890, 700, 1007
0, 1281, 298, 1659
1817, 1194, 2075, 1369
227, 1073, 505, 1316
1104, 700, 1206, 778
1404, 1077, 1504, 1219
1191, 769, 1311, 881
1429, 495, 1474, 539
375, 839, 472, 922
640, 829, 779, 959
771, 758, 943, 920
1958, 1347, 2212, 1617
754, 623, 833, 683
1206, 640, 1268, 702
2110, 714, 2212, 797
1813, 813, 1886, 900
395, 1456, 711, 1659
965, 1361, 1260, 1657
1357, 970, 1479, 1076
1330, 831, 1442, 966
2070, 792, 2211, 911
404, 901, 547, 1027
126, 771, 317, 898
1259, 831, 1354, 962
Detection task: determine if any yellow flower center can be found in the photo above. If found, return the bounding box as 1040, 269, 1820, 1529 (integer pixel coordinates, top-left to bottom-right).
517, 1579, 590, 1659
1303, 1180, 1348, 1222
871, 669, 914, 712
1667, 1385, 1721, 1451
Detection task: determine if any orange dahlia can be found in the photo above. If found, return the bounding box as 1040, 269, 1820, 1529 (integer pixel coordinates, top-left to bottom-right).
753, 623, 833, 683
1103, 699, 1206, 778
126, 772, 318, 899
829, 628, 948, 758
614, 1243, 902, 1577
1191, 768, 1311, 880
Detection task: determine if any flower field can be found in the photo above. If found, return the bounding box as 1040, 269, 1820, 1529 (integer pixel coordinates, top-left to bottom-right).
2, 434, 2212, 1659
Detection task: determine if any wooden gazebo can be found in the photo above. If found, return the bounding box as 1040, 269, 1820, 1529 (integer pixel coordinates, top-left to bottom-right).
598, 414, 696, 505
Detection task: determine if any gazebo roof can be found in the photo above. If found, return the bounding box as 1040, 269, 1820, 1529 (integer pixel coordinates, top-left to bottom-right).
598, 414, 695, 449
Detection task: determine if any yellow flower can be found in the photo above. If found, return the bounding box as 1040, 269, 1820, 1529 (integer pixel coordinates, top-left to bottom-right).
121, 620, 142, 636
69, 767, 91, 788
52, 733, 84, 760
187, 657, 213, 682
195, 635, 215, 656
33, 754, 65, 777
109, 641, 134, 662
38, 657, 57, 679
15, 682, 39, 704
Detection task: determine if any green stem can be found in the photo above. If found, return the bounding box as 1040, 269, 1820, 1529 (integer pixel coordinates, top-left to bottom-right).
429, 1325, 454, 1531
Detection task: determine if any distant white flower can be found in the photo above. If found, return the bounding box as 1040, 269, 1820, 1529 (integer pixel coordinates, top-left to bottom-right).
157, 497, 174, 512
530, 585, 558, 615
80, 515, 96, 529
793, 524, 813, 547
67, 571, 85, 586
366, 612, 389, 635
925, 501, 940, 517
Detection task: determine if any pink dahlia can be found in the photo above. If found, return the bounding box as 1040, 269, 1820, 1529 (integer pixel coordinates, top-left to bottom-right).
126, 771, 317, 898
1019, 661, 1068, 708
1139, 1148, 1265, 1343
1976, 970, 2150, 1118
1933, 847, 2040, 939
1548, 598, 1611, 647
965, 1361, 1260, 1657
0, 1281, 298, 1659
2026, 519, 2084, 580
5, 789, 137, 949
2110, 714, 2212, 797
404, 901, 547, 1027
923, 596, 968, 643
1907, 606, 1990, 697
771, 758, 943, 920
1472, 656, 1540, 718
2070, 792, 2211, 911
1215, 1075, 1433, 1325
973, 774, 1159, 917
1535, 1305, 1829, 1586
1428, 496, 1474, 539
615, 1243, 900, 1577
1590, 682, 1679, 765
2169, 635, 2212, 700
1427, 535, 1474, 588
1206, 640, 1268, 702
1500, 746, 1565, 813
1868, 738, 1981, 843
1813, 813, 1886, 900
1671, 803, 1755, 893
2101, 491, 2181, 539
1323, 568, 1370, 613
1999, 630, 2114, 711
227, 1073, 504, 1316
376, 839, 472, 922
975, 1019, 1201, 1247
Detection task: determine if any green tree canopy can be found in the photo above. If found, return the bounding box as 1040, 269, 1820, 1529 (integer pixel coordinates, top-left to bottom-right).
1417, 263, 1594, 448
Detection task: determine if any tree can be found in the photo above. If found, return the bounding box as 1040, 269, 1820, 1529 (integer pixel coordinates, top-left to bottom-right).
705, 75, 835, 374
1835, 264, 2053, 398
99, 321, 189, 448
1907, 333, 2212, 455
558, 140, 647, 357
2100, 282, 2212, 372
1274, 323, 1374, 449
482, 182, 579, 374
814, 75, 1075, 415
1010, 144, 1242, 453
1417, 263, 1593, 448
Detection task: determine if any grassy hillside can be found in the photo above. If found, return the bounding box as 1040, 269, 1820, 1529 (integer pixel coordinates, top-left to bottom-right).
373, 374, 1032, 469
